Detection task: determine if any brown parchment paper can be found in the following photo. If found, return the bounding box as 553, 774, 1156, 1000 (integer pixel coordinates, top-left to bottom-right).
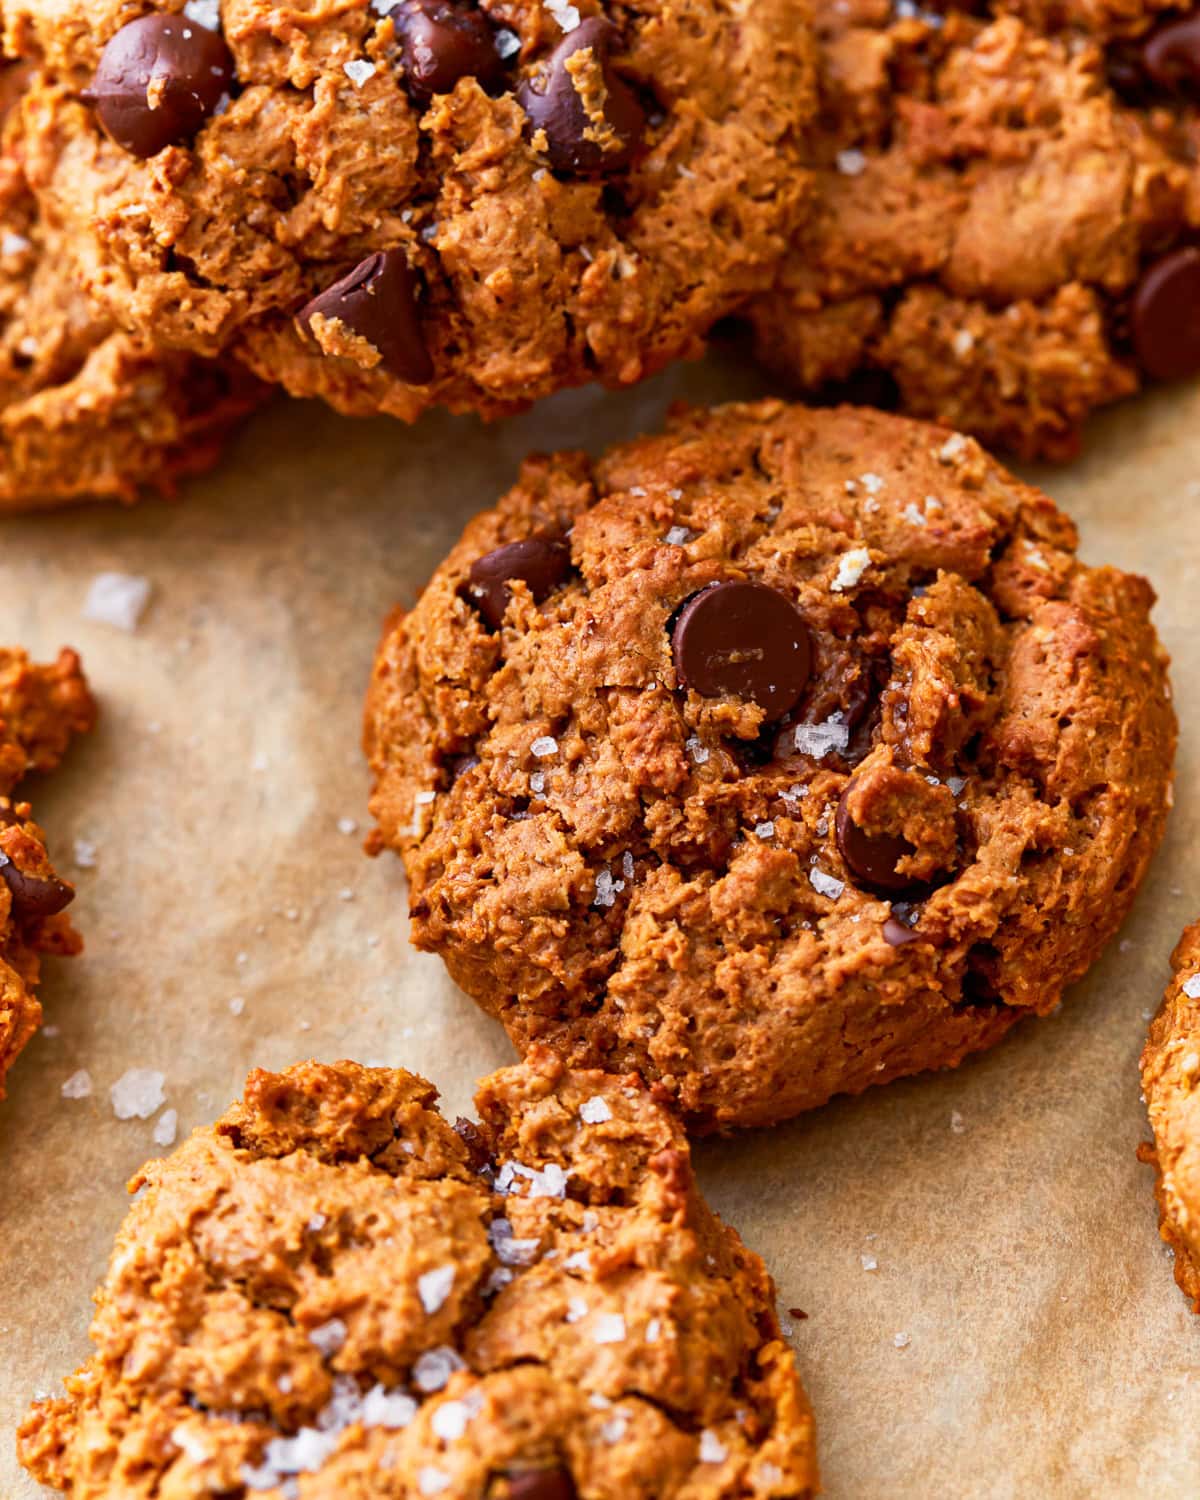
2, 349, 1199, 1498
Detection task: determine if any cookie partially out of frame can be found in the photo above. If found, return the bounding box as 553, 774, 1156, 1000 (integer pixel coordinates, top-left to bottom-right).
10, 0, 816, 425
0, 645, 95, 1095
1141, 922, 1200, 1312
18, 1051, 817, 1499
745, 0, 1200, 460
365, 399, 1176, 1132
0, 63, 263, 510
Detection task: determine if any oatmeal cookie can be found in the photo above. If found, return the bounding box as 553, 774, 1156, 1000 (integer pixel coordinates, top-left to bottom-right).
1140, 922, 1200, 1312
0, 67, 263, 510
365, 400, 1176, 1132
0, 645, 95, 1096
7, 0, 814, 423
18, 1051, 818, 1499
744, 0, 1200, 461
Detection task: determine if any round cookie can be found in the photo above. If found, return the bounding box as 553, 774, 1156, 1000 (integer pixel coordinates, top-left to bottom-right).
365, 399, 1177, 1133
743, 0, 1200, 461
0, 65, 263, 510
18, 1051, 818, 1499
1141, 922, 1200, 1312
7, 0, 815, 422
0, 645, 95, 1096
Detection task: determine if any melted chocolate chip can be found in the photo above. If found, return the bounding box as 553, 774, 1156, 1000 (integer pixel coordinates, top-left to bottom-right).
445, 752, 481, 784
882, 915, 921, 947
299, 250, 433, 384
0, 854, 74, 923
499, 1467, 577, 1500
88, 14, 235, 158
1131, 247, 1200, 382
391, 0, 508, 99
1143, 12, 1200, 92
516, 17, 645, 174
465, 537, 571, 628
835, 788, 919, 897
671, 580, 812, 719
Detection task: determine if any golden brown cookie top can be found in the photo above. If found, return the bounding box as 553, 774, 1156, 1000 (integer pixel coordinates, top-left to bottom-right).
10, 0, 816, 422
365, 400, 1176, 1132
18, 1051, 818, 1499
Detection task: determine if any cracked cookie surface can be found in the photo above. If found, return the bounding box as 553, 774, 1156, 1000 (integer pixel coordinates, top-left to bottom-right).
0, 645, 95, 1095
10, 0, 815, 423
745, 0, 1200, 461
18, 1051, 817, 1499
365, 399, 1176, 1132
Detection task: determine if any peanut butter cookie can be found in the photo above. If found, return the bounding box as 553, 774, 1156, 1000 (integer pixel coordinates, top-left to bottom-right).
18, 1051, 818, 1498
745, 1, 1200, 460
365, 400, 1176, 1132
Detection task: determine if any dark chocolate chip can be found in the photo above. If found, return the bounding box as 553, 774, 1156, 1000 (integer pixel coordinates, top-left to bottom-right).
454, 1115, 494, 1171
391, 0, 508, 99
882, 915, 921, 947
87, 14, 235, 158
1131, 247, 1200, 382
465, 537, 571, 628
516, 17, 645, 174
299, 250, 433, 385
1143, 12, 1200, 92
671, 580, 812, 719
499, 1467, 577, 1500
0, 854, 74, 923
446, 752, 481, 784
834, 784, 919, 897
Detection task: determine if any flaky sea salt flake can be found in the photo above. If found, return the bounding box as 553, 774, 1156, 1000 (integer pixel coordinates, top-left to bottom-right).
831, 546, 871, 592
836, 148, 866, 175
592, 1312, 626, 1344
809, 869, 844, 901
153, 1108, 178, 1148
894, 1331, 911, 1349
61, 1069, 92, 1100
1181, 974, 1200, 999
699, 1431, 728, 1464
580, 1094, 612, 1124
361, 1384, 418, 1429
343, 58, 376, 86
111, 1068, 166, 1120
83, 573, 152, 632
413, 1346, 465, 1393
793, 716, 849, 759
418, 1265, 456, 1316
309, 1318, 348, 1358
531, 736, 559, 758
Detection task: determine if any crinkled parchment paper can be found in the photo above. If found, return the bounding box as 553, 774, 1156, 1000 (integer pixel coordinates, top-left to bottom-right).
1, 348, 1198, 1497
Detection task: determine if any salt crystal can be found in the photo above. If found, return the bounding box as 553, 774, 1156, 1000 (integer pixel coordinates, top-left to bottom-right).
171, 1425, 211, 1464
593, 869, 624, 908
950, 1110, 965, 1134
530, 771, 546, 794
831, 546, 871, 592
946, 776, 966, 797
111, 1068, 166, 1120
1, 231, 30, 256
664, 526, 691, 545
600, 1413, 628, 1443
566, 1296, 589, 1323
937, 433, 968, 463
229, 996, 245, 1016
582, 1210, 599, 1232
580, 1095, 612, 1124
153, 1108, 178, 1148
413, 1346, 465, 1393
489, 1218, 541, 1266
757, 1464, 785, 1486
418, 1265, 456, 1316
861, 1254, 878, 1272
531, 736, 558, 758
893, 1331, 911, 1349
418, 1469, 451, 1495
859, 472, 884, 494
61, 1069, 92, 1100
902, 502, 927, 527
792, 716, 849, 759
494, 27, 521, 56
183, 0, 220, 26
73, 838, 98, 869
309, 1319, 348, 1358
337, 817, 358, 835
836, 148, 866, 175
699, 1431, 728, 1464
431, 1399, 472, 1441
952, 328, 974, 356
83, 573, 152, 632
621, 850, 635, 880
809, 869, 844, 901
563, 1249, 591, 1271
754, 821, 775, 840
644, 1318, 662, 1342
343, 58, 376, 86
1181, 975, 1200, 999
592, 1313, 626, 1344
685, 735, 710, 765
361, 1384, 418, 1429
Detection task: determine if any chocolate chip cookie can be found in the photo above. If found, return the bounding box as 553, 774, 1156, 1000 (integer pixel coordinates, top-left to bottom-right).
0, 646, 95, 1096
365, 399, 1177, 1133
0, 64, 262, 510
744, 1, 1200, 461
18, 1051, 818, 1498
1140, 922, 1200, 1312
9, 0, 815, 424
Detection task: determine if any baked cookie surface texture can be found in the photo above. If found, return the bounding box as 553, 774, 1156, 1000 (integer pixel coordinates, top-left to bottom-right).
0, 645, 95, 1094
745, 0, 1200, 460
18, 1051, 818, 1499
10, 0, 817, 422
365, 400, 1177, 1132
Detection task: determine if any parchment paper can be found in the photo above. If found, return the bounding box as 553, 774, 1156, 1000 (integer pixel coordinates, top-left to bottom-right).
1, 348, 1198, 1498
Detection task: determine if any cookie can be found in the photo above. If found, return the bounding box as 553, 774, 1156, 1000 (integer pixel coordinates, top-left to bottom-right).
0, 68, 263, 510
0, 645, 95, 1096
7, 0, 814, 423
364, 399, 1176, 1133
743, 1, 1200, 461
1140, 922, 1200, 1312
18, 1050, 818, 1499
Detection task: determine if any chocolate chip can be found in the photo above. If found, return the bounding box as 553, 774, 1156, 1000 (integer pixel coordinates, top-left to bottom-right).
0, 854, 74, 923
1143, 12, 1200, 92
299, 250, 433, 385
465, 537, 571, 628
391, 0, 508, 99
882, 915, 921, 946
1131, 247, 1200, 382
454, 1115, 494, 1171
446, 752, 481, 784
498, 1467, 577, 1500
671, 580, 812, 719
87, 14, 235, 158
516, 17, 645, 174
835, 788, 918, 897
